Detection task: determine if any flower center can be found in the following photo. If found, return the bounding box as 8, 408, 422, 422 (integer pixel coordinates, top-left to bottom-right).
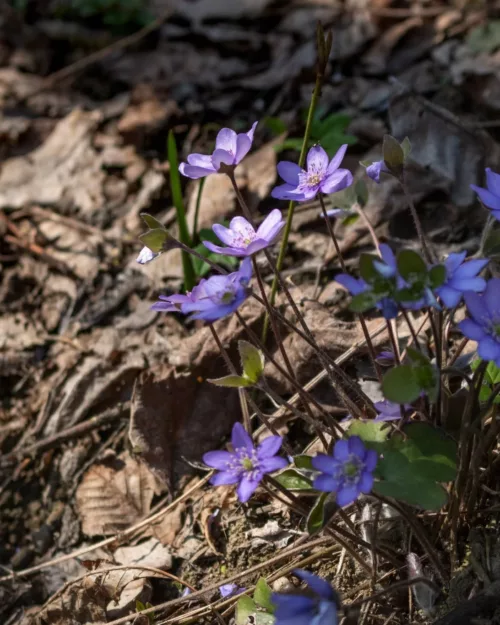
221, 289, 236, 304
241, 457, 254, 471
307, 172, 322, 186
342, 454, 363, 485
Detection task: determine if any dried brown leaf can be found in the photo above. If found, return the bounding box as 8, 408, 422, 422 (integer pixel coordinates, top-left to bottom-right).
76, 452, 160, 537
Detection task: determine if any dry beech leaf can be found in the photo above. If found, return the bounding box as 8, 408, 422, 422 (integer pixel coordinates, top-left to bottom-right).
76, 452, 160, 537
36, 576, 109, 625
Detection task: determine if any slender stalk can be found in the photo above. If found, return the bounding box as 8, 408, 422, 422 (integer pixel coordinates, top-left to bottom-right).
401, 177, 434, 263
191, 178, 205, 243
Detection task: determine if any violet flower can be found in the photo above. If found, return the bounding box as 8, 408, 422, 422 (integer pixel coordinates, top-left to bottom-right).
152, 258, 252, 321
219, 584, 245, 598
435, 251, 488, 309
203, 209, 285, 257
272, 144, 353, 202
203, 422, 288, 503
179, 122, 257, 179
366, 160, 389, 184
312, 436, 378, 507
458, 278, 500, 367
471, 168, 500, 220
373, 400, 411, 422
375, 351, 396, 366
272, 570, 339, 625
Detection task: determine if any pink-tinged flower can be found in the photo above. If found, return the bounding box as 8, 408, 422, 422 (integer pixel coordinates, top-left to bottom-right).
272, 144, 353, 202
203, 422, 288, 502
152, 258, 252, 321
203, 210, 285, 257
179, 123, 258, 179
471, 168, 500, 219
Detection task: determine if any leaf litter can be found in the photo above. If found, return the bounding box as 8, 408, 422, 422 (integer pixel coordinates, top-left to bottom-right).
1, 1, 500, 623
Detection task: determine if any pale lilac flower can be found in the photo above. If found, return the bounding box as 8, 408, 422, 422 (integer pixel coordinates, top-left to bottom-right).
458, 278, 500, 367
435, 251, 487, 309
375, 351, 395, 366
272, 570, 339, 625
471, 168, 500, 220
366, 160, 389, 183
203, 422, 288, 503
152, 258, 252, 321
272, 144, 353, 202
219, 584, 245, 598
179, 123, 257, 179
312, 436, 378, 507
373, 400, 411, 422
203, 209, 285, 257
323, 208, 355, 219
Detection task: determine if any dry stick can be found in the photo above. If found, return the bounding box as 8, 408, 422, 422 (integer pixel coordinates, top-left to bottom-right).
319, 194, 383, 384
104, 536, 332, 625
207, 324, 294, 456
347, 576, 441, 610
249, 256, 329, 448
0, 474, 212, 582
400, 307, 422, 352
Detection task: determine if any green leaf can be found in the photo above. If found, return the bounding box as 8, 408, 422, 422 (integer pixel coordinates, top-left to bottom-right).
253, 578, 274, 612
208, 375, 253, 388
341, 213, 360, 227
307, 492, 328, 534
359, 253, 379, 282
467, 20, 500, 54
349, 291, 379, 313
239, 340, 264, 384
414, 364, 439, 402
140, 213, 166, 230
355, 179, 368, 207
139, 229, 171, 253
254, 614, 275, 625
397, 250, 427, 281
274, 138, 304, 153
401, 137, 412, 160
294, 455, 313, 470
348, 420, 388, 450
382, 365, 421, 403
236, 596, 257, 625
275, 469, 313, 490
264, 116, 287, 135
316, 113, 351, 136
406, 347, 431, 367
403, 423, 457, 480
429, 264, 446, 289
486, 360, 500, 384
373, 479, 447, 510
382, 134, 404, 171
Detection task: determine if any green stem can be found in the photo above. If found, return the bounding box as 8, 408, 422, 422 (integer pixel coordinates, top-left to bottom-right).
262, 66, 324, 342
192, 178, 205, 244
168, 130, 196, 290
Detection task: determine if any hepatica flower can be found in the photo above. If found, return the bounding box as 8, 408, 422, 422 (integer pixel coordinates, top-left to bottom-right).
219, 584, 245, 598
471, 168, 500, 220
203, 209, 285, 257
435, 251, 487, 308
458, 278, 500, 367
312, 436, 378, 507
203, 422, 288, 503
365, 160, 389, 184
374, 400, 411, 422
272, 570, 339, 625
272, 144, 353, 202
179, 122, 257, 179
152, 258, 252, 321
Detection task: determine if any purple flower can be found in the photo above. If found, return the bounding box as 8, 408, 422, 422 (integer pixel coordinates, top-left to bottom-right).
179, 122, 257, 179
219, 584, 245, 598
471, 168, 500, 219
373, 400, 411, 422
203, 422, 288, 503
458, 278, 500, 367
203, 209, 285, 257
312, 436, 378, 507
366, 160, 389, 183
435, 251, 488, 309
272, 570, 339, 625
375, 351, 396, 366
272, 144, 353, 202
152, 258, 252, 321
323, 208, 355, 219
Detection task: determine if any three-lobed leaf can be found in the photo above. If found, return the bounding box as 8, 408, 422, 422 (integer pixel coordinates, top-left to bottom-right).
239, 340, 265, 384
382, 365, 421, 403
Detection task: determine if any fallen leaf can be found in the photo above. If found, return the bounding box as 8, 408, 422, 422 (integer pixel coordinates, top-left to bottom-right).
76, 452, 160, 537
36, 576, 109, 625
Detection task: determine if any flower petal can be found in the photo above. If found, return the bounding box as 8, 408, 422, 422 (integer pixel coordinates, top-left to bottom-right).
150, 301, 179, 312
471, 184, 500, 211
457, 319, 486, 341
293, 570, 335, 600
334, 439, 350, 461
313, 474, 340, 492
238, 257, 253, 283
229, 216, 256, 239
215, 128, 237, 153
257, 435, 283, 459
348, 436, 365, 458
450, 277, 486, 293
335, 274, 367, 295
277, 161, 302, 185
444, 251, 467, 275
187, 153, 214, 168
437, 286, 462, 309
259, 456, 288, 473
320, 169, 353, 194
364, 449, 379, 472
212, 148, 235, 170
454, 259, 488, 279
179, 163, 214, 179
464, 291, 489, 324
379, 244, 397, 270
486, 167, 500, 197
326, 144, 348, 175
235, 134, 252, 163
203, 450, 233, 469
231, 422, 254, 452
203, 241, 243, 257
271, 183, 307, 201
312, 454, 339, 475
358, 471, 374, 494
256, 209, 284, 241
484, 278, 500, 320
136, 246, 159, 264
307, 145, 329, 173
237, 475, 260, 502
478, 336, 500, 362
336, 485, 359, 507
210, 471, 239, 486
272, 594, 315, 619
